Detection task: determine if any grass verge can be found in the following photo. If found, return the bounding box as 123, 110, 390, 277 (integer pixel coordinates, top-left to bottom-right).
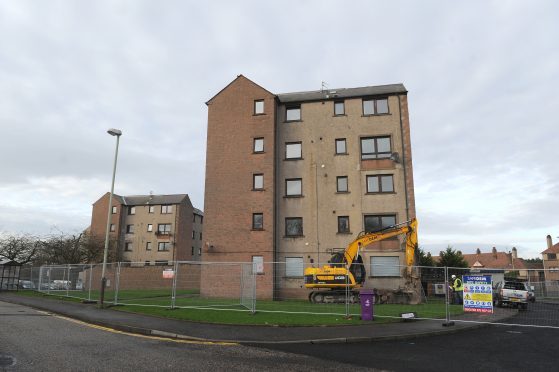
11, 290, 462, 326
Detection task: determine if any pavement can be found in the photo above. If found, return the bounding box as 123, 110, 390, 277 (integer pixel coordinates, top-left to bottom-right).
0, 292, 513, 345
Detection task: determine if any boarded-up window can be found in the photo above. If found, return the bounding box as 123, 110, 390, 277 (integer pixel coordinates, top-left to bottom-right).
286, 257, 304, 277
370, 256, 400, 277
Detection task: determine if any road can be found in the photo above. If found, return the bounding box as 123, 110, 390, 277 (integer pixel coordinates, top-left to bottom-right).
2, 300, 558, 371
259, 320, 559, 372
0, 301, 366, 372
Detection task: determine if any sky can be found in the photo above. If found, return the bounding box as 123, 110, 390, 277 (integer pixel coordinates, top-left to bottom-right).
0, 1, 557, 259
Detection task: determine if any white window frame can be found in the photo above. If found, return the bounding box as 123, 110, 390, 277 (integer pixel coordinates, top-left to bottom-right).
285, 142, 302, 159
335, 138, 347, 154
253, 138, 264, 153
286, 105, 301, 121
286, 178, 302, 196
253, 174, 264, 190
254, 100, 264, 115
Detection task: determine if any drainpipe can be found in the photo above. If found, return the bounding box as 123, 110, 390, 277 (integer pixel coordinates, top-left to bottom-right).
397, 95, 410, 221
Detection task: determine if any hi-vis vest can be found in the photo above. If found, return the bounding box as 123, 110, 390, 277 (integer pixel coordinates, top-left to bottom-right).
453, 277, 464, 291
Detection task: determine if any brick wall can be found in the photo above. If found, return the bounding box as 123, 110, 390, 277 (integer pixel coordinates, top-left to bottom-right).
202, 76, 276, 298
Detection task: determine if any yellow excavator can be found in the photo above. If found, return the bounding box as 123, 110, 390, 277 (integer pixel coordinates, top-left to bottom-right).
304, 218, 418, 303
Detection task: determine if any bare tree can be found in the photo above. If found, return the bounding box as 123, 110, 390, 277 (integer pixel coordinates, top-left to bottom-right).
0, 235, 39, 264
34, 231, 114, 265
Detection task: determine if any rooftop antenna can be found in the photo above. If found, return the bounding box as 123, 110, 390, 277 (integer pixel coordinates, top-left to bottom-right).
321, 81, 329, 93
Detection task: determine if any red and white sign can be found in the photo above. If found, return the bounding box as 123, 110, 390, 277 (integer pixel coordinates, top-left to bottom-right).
162, 269, 175, 279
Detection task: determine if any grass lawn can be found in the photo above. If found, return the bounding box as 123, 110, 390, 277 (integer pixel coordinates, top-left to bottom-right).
12, 289, 463, 326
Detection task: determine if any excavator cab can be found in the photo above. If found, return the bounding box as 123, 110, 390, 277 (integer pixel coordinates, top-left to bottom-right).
328, 252, 345, 267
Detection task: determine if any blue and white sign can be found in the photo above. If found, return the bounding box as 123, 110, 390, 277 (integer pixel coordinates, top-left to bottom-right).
462, 275, 493, 314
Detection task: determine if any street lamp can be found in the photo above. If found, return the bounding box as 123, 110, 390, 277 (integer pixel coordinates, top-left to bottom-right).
100, 128, 122, 307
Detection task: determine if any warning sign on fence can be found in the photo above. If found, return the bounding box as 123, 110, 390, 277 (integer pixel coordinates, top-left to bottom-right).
162, 269, 175, 279
463, 275, 493, 314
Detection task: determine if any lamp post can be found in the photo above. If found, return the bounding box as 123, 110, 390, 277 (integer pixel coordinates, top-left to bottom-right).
100, 128, 122, 307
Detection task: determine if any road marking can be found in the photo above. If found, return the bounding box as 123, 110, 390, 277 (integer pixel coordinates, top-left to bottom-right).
506, 330, 522, 334
36, 310, 237, 346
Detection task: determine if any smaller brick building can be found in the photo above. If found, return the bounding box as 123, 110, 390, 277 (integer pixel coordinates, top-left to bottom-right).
89, 193, 203, 265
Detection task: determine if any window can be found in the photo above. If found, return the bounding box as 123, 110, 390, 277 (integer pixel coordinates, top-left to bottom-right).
126, 224, 134, 234
334, 101, 345, 116
366, 175, 394, 193
548, 253, 557, 260
252, 256, 264, 274
146, 242, 152, 251
254, 100, 264, 114
253, 138, 264, 153
361, 136, 391, 160
335, 138, 347, 155
161, 205, 172, 214
198, 247, 201, 255
158, 242, 171, 251
128, 206, 136, 215
109, 224, 116, 232
192, 230, 195, 239
285, 217, 303, 237
286, 105, 301, 121
147, 224, 153, 232
148, 205, 155, 214
145, 261, 151, 266
337, 176, 348, 193
191, 246, 194, 255
193, 214, 196, 223
157, 224, 171, 234
155, 260, 168, 266
252, 213, 263, 230
124, 242, 132, 251
253, 174, 264, 190
370, 256, 400, 277
363, 98, 389, 115
199, 232, 202, 240
286, 257, 304, 277
285, 142, 302, 159
338, 216, 350, 233
286, 178, 302, 196
111, 206, 117, 214
364, 215, 397, 233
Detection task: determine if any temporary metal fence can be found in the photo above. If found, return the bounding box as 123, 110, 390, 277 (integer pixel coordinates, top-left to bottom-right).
19, 262, 559, 329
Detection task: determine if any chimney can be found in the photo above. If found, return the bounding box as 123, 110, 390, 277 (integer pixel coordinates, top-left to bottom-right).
512, 247, 517, 259
547, 235, 553, 250
476, 248, 481, 255
492, 246, 497, 259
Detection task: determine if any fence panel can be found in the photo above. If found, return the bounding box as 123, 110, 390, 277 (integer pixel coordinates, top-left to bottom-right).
447, 268, 559, 328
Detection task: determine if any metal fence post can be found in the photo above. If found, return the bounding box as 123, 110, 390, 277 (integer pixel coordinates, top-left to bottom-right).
171, 261, 179, 309
66, 264, 70, 297
47, 267, 51, 295
345, 264, 350, 318
88, 264, 93, 302
38, 266, 43, 293
251, 261, 256, 314
114, 262, 121, 305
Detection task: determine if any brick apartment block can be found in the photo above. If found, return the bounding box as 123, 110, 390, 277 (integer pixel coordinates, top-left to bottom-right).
90, 193, 204, 265
202, 75, 416, 299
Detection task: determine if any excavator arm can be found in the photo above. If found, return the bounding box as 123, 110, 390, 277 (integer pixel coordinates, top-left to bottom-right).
343, 218, 418, 267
